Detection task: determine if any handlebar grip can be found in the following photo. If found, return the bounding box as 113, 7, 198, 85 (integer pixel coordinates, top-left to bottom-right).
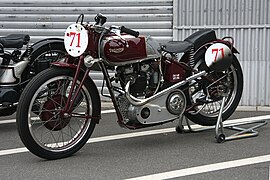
120, 26, 140, 38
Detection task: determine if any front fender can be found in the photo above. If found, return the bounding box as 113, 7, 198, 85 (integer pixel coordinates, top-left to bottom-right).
51, 61, 77, 69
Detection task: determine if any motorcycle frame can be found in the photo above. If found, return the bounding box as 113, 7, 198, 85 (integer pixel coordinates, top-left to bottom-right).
54, 25, 238, 130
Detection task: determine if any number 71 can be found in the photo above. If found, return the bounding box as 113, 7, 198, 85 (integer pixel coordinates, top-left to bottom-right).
68, 32, 81, 48
212, 48, 224, 62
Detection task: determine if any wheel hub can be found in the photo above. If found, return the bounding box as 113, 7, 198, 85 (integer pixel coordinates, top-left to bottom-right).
166, 90, 186, 115
202, 72, 230, 101
40, 95, 70, 131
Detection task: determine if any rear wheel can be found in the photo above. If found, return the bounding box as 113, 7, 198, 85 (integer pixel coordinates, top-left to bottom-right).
16, 67, 100, 160
185, 55, 243, 126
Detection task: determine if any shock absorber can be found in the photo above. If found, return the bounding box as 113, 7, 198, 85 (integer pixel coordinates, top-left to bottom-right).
189, 46, 195, 68
23, 43, 32, 61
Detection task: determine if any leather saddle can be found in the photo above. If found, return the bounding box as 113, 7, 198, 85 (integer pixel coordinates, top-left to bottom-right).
0, 34, 30, 48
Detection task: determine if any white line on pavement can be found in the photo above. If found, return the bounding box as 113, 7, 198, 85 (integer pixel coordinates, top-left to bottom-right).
0, 114, 269, 178
0, 114, 269, 157
125, 154, 270, 180
0, 119, 17, 125
1, 111, 270, 127
0, 147, 28, 156
0, 127, 175, 156
0, 109, 116, 125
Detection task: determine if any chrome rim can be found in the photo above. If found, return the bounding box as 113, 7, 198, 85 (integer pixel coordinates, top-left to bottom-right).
189, 63, 238, 117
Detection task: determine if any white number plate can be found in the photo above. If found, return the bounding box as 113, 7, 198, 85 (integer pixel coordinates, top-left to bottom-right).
64, 23, 88, 57
205, 43, 231, 68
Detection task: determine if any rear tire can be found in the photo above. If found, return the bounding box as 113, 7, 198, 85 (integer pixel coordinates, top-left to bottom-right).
185, 55, 243, 126
16, 67, 100, 160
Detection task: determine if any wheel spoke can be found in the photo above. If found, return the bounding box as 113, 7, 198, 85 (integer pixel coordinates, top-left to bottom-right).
189, 63, 238, 118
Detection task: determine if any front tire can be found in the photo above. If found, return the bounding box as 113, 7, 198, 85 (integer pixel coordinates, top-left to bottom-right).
16, 67, 100, 160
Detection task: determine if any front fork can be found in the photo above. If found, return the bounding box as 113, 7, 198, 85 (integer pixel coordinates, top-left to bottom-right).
62, 55, 90, 114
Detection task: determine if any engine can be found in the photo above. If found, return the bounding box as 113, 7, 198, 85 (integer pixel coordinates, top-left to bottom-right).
115, 59, 160, 98
115, 59, 187, 126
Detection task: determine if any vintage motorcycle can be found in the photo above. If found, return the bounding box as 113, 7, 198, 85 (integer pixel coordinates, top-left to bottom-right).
0, 34, 66, 116
16, 13, 243, 160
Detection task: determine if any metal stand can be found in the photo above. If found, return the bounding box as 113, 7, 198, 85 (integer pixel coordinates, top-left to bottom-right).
176, 96, 268, 143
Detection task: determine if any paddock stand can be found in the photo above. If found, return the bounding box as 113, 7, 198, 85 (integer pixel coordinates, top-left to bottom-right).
176, 96, 268, 143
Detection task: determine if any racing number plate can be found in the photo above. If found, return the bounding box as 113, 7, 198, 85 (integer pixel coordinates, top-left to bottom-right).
64, 23, 88, 57
205, 43, 231, 68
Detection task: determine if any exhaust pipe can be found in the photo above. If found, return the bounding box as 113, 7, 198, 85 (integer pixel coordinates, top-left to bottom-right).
125, 71, 206, 106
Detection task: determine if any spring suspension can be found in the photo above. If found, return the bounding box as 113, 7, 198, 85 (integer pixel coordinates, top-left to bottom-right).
189, 47, 195, 68
24, 43, 32, 61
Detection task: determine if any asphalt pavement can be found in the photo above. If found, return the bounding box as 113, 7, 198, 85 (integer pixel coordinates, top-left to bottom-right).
0, 108, 269, 180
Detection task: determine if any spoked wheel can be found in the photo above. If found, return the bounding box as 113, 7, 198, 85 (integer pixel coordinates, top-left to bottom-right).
16, 67, 100, 160
185, 55, 243, 126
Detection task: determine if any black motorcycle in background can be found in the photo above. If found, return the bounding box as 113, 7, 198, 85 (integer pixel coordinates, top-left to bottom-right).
0, 34, 65, 116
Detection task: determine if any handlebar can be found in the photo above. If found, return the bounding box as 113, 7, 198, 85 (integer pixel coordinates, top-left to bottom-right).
83, 13, 140, 38
120, 26, 140, 38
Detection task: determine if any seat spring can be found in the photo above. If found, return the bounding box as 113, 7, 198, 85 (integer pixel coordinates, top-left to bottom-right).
189, 47, 195, 68
24, 43, 32, 60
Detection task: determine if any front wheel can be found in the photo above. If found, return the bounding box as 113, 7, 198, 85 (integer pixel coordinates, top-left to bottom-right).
16, 67, 101, 160
185, 55, 243, 126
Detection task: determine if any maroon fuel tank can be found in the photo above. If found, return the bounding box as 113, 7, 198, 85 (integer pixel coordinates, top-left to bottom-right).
101, 35, 160, 65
